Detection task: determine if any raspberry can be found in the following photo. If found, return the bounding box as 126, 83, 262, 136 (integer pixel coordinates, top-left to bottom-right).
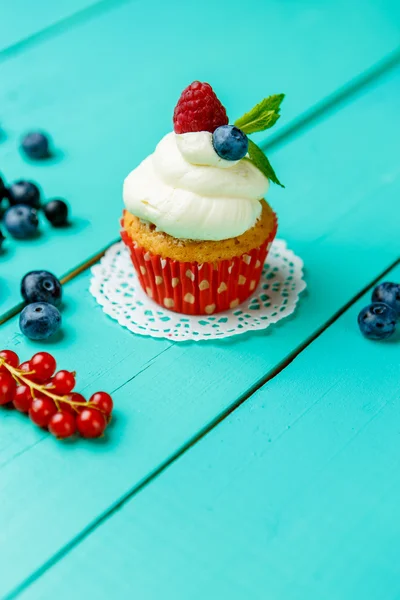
173, 81, 228, 134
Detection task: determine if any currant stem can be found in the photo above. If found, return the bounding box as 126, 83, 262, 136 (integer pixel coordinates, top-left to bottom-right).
0, 358, 89, 409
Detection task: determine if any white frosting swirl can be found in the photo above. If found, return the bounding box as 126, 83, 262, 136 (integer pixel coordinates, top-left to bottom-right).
123, 131, 269, 241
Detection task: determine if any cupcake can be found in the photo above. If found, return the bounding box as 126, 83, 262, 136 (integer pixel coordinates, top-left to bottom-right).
122, 81, 284, 315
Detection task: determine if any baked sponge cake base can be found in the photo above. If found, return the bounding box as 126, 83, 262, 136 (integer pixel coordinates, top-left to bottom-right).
122, 200, 276, 263
121, 201, 277, 315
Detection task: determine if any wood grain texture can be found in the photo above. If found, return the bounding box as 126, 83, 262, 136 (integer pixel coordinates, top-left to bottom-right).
15, 264, 400, 600
1, 0, 400, 317
0, 67, 399, 598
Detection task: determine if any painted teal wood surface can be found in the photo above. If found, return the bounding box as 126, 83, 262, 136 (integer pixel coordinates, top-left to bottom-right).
0, 0, 104, 53
1, 0, 399, 318
16, 265, 400, 600
0, 68, 400, 598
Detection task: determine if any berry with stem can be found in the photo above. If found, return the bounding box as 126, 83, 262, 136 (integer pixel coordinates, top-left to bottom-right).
0, 372, 16, 405
0, 350, 19, 373
50, 370, 76, 395
13, 385, 33, 413
30, 352, 57, 382
77, 408, 106, 438
0, 352, 113, 440
19, 361, 38, 381
61, 392, 86, 414
90, 391, 113, 418
48, 412, 76, 439
29, 397, 57, 428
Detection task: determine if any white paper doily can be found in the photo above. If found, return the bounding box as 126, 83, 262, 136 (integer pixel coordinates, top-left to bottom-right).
90, 240, 306, 341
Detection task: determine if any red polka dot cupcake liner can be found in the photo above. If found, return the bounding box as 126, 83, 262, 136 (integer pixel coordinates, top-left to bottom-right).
121, 217, 277, 315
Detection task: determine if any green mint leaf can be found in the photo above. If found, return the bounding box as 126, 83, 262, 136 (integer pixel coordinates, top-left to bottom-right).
234, 94, 285, 134
247, 139, 284, 187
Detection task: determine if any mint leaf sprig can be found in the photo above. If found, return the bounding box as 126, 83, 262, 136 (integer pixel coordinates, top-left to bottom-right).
234, 94, 285, 187
235, 94, 284, 134
246, 140, 283, 188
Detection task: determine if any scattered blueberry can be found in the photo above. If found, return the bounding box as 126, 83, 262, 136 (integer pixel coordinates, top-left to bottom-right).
358, 302, 397, 340
8, 180, 41, 208
19, 302, 61, 340
212, 125, 248, 161
43, 199, 69, 227
21, 270, 62, 307
0, 175, 8, 201
4, 205, 39, 239
372, 282, 400, 318
21, 131, 50, 160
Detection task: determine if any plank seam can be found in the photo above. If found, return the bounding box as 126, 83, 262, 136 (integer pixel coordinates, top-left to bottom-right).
0, 438, 45, 471
261, 46, 400, 152
5, 254, 399, 600
0, 239, 119, 326
0, 0, 136, 64
1, 49, 399, 326
0, 333, 170, 473
110, 346, 172, 395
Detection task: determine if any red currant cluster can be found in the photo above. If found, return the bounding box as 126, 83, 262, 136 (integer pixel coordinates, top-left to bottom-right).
0, 349, 113, 439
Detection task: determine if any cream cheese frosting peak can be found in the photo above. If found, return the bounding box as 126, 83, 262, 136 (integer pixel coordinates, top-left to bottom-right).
123, 131, 269, 241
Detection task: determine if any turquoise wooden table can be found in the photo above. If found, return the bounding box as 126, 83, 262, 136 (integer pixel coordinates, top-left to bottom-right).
0, 1, 399, 598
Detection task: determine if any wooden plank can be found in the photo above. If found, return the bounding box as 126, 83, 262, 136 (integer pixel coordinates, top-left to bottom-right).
14, 264, 400, 600
0, 67, 399, 598
1, 0, 400, 318
0, 0, 105, 53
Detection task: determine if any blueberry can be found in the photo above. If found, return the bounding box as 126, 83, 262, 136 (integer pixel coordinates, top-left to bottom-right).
372, 282, 400, 318
0, 174, 8, 201
212, 125, 248, 161
43, 199, 69, 227
4, 205, 39, 239
19, 302, 61, 340
21, 131, 50, 159
21, 270, 62, 307
8, 180, 41, 208
358, 302, 397, 340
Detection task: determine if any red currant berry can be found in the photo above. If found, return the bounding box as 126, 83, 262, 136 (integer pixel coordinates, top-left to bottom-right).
19, 361, 37, 381
89, 391, 113, 417
29, 397, 57, 428
29, 352, 56, 383
0, 372, 16, 405
76, 408, 106, 438
59, 393, 85, 415
13, 384, 33, 413
58, 401, 76, 416
62, 392, 86, 412
41, 379, 53, 390
0, 350, 19, 373
48, 411, 77, 439
51, 370, 76, 395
